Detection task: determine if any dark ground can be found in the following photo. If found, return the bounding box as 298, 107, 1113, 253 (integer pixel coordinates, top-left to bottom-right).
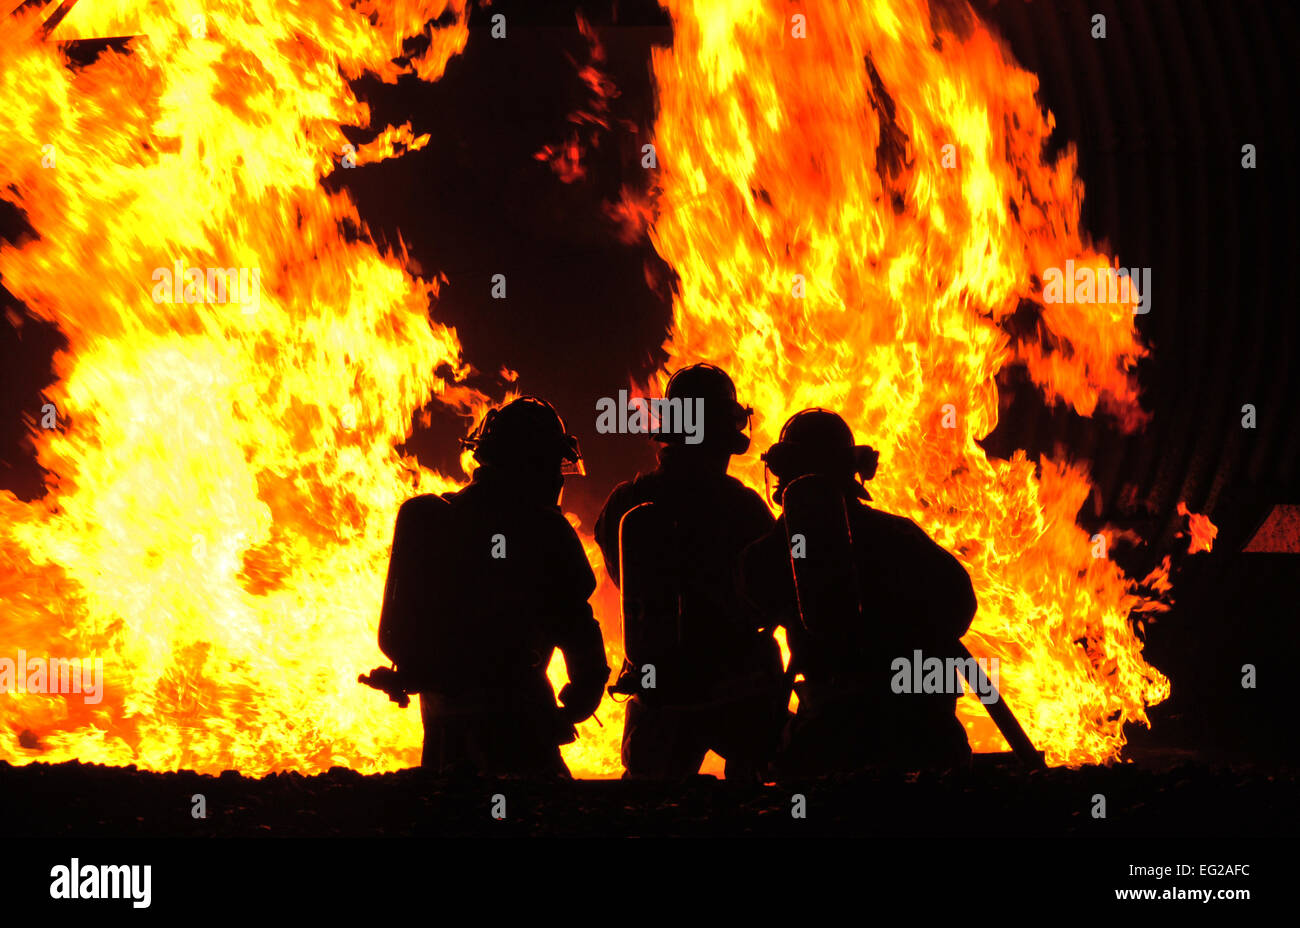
2, 755, 1294, 838
2, 0, 1297, 867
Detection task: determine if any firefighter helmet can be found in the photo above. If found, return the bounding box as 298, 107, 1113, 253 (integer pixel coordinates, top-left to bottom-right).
762, 408, 878, 504
656, 363, 753, 455
462, 396, 585, 475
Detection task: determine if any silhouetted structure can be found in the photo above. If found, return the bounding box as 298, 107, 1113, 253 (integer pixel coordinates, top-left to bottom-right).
373, 397, 609, 777
740, 408, 976, 773
595, 365, 787, 779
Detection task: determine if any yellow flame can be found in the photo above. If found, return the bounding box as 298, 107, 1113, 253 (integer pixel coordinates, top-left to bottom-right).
644, 0, 1165, 765
0, 1, 1168, 777
1, 1, 484, 773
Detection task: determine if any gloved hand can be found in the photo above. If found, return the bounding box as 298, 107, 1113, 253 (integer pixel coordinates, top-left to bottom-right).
552, 712, 578, 746
558, 676, 606, 725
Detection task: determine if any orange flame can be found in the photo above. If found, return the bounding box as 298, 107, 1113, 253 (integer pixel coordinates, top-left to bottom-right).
639, 0, 1166, 765
1177, 502, 1218, 554
533, 11, 619, 185
1, 1, 1170, 777
0, 1, 485, 773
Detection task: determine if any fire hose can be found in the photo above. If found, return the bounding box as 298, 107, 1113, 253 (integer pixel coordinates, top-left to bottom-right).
955, 642, 1046, 769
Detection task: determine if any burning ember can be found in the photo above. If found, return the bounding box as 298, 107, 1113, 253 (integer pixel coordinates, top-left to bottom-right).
2, 0, 1173, 776
1177, 502, 1218, 554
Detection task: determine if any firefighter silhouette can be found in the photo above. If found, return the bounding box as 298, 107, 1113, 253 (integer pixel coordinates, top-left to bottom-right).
595, 364, 787, 780
739, 408, 976, 773
369, 397, 609, 777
